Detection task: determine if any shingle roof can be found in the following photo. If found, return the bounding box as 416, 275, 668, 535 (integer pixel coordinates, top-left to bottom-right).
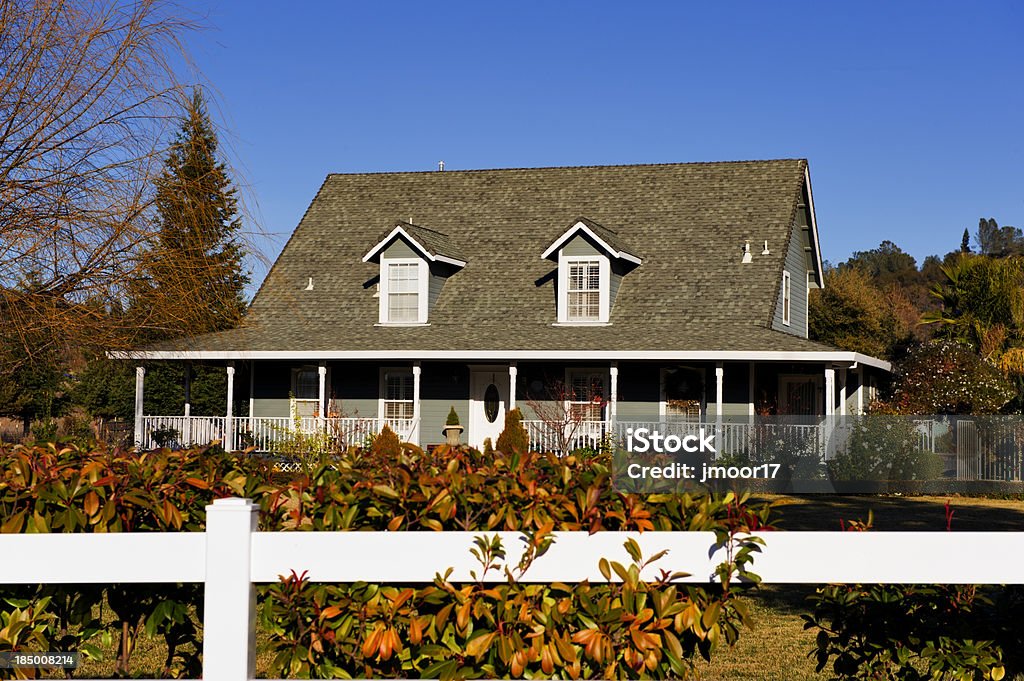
161, 160, 824, 354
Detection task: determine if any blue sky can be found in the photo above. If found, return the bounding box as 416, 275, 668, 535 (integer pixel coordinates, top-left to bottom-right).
184, 2, 1022, 287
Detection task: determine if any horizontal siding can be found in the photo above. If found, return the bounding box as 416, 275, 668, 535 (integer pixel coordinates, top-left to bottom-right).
772, 222, 810, 337
561, 234, 601, 257
381, 238, 417, 259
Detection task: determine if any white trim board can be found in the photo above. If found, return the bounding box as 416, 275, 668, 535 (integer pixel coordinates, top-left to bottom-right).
362, 225, 467, 267
110, 349, 891, 371
541, 221, 642, 265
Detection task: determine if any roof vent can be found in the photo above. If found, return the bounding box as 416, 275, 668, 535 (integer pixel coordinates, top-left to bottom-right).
761, 240, 771, 256
741, 241, 753, 264
304, 277, 314, 291
438, 160, 444, 171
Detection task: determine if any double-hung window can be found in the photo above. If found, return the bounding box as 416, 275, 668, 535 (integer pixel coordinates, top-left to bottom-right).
567, 370, 605, 422
387, 262, 419, 322
567, 260, 601, 322
379, 258, 427, 324
383, 370, 414, 421
557, 255, 609, 324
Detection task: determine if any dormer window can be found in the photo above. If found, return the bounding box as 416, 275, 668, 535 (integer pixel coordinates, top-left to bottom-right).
567, 260, 601, 321
384, 259, 426, 323
542, 217, 640, 326
363, 221, 466, 326
562, 256, 608, 322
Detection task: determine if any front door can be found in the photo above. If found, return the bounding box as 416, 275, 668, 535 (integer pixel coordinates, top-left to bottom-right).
468, 368, 510, 448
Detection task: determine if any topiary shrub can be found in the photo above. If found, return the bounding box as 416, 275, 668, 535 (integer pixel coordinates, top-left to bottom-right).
445, 406, 460, 426
495, 407, 529, 454
371, 424, 402, 458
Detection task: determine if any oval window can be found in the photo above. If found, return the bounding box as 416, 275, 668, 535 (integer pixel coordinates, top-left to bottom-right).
484, 384, 500, 423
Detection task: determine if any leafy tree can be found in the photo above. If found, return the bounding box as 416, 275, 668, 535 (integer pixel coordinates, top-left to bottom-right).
138, 88, 249, 337
808, 267, 917, 359
921, 253, 1024, 353
841, 240, 922, 291
975, 217, 1024, 258
0, 337, 67, 434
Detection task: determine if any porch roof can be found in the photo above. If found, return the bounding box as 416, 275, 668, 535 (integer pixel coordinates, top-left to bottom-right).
113, 324, 891, 370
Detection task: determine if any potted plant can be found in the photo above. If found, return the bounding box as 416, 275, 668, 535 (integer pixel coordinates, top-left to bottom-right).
442, 406, 463, 445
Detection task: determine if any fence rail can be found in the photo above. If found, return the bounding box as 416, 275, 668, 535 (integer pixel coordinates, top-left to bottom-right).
4, 498, 1024, 681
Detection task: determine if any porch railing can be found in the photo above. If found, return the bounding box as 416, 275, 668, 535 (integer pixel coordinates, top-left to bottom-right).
522, 420, 609, 454
138, 416, 417, 452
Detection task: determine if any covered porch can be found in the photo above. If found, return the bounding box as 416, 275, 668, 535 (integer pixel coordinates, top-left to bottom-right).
128, 352, 890, 455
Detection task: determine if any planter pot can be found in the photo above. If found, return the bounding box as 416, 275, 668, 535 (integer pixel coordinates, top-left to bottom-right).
443, 424, 464, 446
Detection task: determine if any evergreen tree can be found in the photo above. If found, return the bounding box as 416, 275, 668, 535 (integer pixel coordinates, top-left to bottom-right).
141, 88, 249, 336
961, 228, 971, 253
77, 89, 251, 423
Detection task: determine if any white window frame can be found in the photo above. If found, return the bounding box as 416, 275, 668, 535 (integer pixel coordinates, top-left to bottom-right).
378, 367, 415, 422
782, 270, 792, 326
378, 257, 429, 325
659, 367, 706, 421
557, 253, 610, 324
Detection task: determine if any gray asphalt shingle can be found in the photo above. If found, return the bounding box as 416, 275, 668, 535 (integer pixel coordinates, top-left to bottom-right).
159, 160, 837, 354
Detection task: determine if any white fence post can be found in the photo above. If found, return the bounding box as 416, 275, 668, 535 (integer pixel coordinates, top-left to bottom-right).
203, 497, 257, 681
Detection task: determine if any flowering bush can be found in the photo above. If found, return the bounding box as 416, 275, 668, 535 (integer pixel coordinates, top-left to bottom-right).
887, 340, 1015, 414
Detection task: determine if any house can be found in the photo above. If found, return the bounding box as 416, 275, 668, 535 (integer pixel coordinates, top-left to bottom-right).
118, 160, 890, 454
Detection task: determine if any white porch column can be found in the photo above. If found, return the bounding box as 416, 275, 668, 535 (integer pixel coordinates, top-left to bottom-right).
747, 361, 755, 423
412, 362, 422, 446
508, 362, 518, 409
856, 365, 865, 414
317, 362, 327, 426
203, 498, 257, 681
715, 362, 724, 432
824, 366, 835, 417
133, 366, 145, 447
839, 367, 848, 417
609, 363, 619, 430
248, 362, 255, 432
183, 362, 192, 446
225, 363, 235, 451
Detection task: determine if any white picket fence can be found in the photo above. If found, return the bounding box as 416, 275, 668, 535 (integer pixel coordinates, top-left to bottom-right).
4, 498, 1024, 681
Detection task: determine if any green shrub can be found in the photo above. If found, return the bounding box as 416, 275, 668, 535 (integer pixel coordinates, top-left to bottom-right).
262, 533, 764, 679
495, 407, 529, 454
827, 418, 945, 482
445, 406, 460, 426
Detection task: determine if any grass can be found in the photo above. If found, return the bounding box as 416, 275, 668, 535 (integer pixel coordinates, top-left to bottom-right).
762, 493, 1024, 531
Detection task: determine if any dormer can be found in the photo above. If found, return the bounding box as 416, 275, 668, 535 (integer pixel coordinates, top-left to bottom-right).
541, 218, 641, 325
362, 221, 466, 325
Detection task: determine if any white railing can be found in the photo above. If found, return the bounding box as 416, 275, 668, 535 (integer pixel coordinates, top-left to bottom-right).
522, 419, 609, 454
139, 416, 417, 453
3, 498, 1024, 680
139, 415, 227, 449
